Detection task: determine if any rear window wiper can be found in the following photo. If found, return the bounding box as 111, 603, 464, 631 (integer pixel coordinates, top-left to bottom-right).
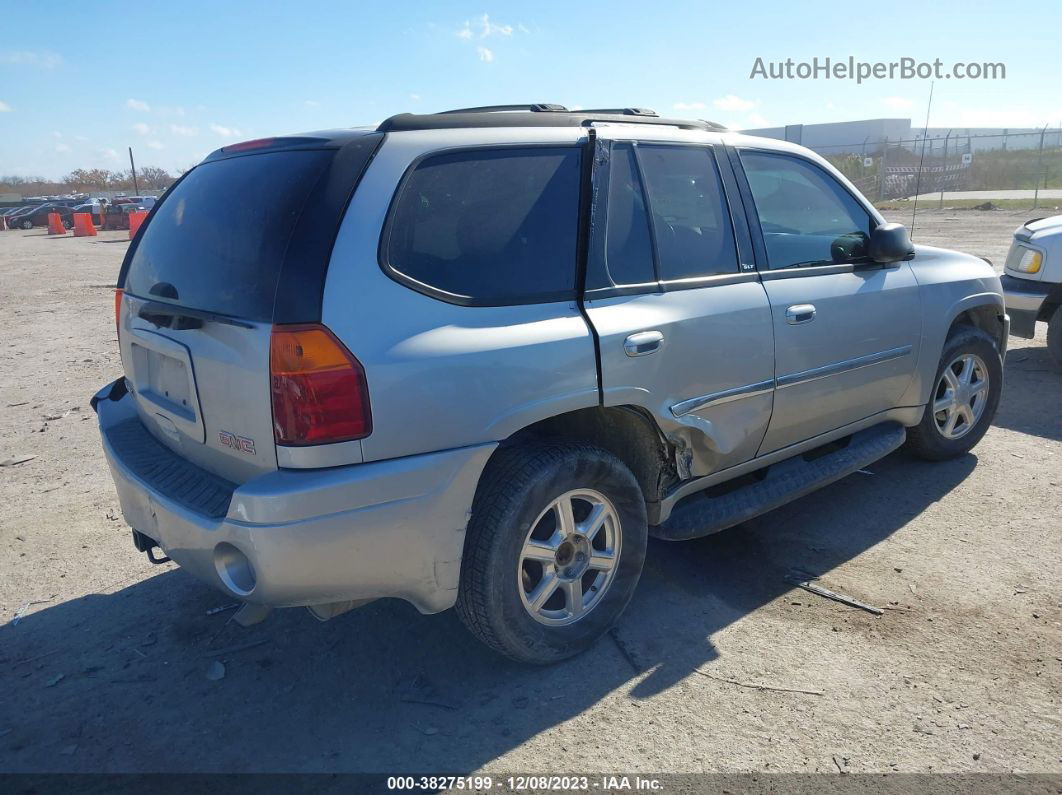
136, 300, 256, 330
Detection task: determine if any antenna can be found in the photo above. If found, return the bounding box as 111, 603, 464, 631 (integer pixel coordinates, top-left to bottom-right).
909, 81, 934, 238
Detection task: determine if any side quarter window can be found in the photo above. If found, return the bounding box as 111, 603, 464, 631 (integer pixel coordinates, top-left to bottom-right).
383, 146, 582, 304
739, 150, 874, 270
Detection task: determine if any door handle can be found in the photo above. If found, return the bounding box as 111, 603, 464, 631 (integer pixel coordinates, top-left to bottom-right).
785, 304, 816, 325
624, 331, 664, 357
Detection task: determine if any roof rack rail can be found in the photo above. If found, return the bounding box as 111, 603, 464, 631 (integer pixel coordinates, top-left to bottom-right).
438, 104, 569, 114
375, 108, 728, 133
576, 107, 658, 117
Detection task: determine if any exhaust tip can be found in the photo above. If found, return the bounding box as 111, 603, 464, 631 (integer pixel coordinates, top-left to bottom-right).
214, 542, 256, 596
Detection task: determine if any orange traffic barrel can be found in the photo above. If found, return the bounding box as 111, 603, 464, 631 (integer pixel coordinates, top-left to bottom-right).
128, 211, 148, 239
47, 212, 67, 235
73, 213, 97, 237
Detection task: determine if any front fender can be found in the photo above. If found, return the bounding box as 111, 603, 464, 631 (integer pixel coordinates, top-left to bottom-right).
899, 245, 1005, 407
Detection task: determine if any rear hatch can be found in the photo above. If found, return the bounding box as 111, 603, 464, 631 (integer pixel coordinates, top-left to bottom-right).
116, 135, 382, 484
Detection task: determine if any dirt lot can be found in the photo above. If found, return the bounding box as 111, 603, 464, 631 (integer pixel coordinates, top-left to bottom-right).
0, 209, 1059, 775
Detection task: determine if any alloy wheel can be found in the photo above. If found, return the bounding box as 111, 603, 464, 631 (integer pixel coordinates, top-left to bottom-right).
932, 353, 989, 440
517, 489, 622, 626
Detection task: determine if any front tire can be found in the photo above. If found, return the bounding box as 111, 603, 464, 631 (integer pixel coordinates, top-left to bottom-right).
456, 442, 647, 664
20, 219, 33, 230
906, 326, 1002, 460
1047, 306, 1062, 369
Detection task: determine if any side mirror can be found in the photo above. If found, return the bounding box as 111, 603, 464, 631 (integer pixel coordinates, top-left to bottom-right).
868, 222, 914, 264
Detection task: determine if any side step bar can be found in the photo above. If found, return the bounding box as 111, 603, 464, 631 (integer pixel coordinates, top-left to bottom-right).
650, 423, 906, 541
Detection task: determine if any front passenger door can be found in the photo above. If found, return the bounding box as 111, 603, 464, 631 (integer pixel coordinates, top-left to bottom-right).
735, 149, 922, 454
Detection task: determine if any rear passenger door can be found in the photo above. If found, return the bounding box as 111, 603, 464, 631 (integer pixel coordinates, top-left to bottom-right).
582, 134, 775, 479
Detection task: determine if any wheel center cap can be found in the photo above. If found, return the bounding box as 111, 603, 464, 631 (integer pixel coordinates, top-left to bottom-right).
556, 536, 590, 578
556, 541, 575, 566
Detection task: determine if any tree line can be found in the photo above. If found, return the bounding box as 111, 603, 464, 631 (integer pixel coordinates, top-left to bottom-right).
0, 166, 177, 195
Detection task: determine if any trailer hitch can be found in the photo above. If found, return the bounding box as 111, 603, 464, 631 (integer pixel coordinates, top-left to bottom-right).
131, 529, 171, 565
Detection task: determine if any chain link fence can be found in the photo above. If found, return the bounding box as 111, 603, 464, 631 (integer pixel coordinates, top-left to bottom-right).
805, 129, 1062, 206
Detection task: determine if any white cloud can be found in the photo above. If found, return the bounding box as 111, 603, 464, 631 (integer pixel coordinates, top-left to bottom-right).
132, 122, 151, 135
713, 94, 756, 112
0, 100, 11, 112
0, 50, 63, 69
673, 101, 707, 111
146, 140, 164, 150
409, 93, 421, 102
477, 46, 494, 63
303, 99, 320, 107
882, 96, 914, 111
477, 13, 512, 37
51, 130, 62, 138
74, 135, 88, 141
456, 13, 519, 44
170, 123, 198, 136
156, 105, 185, 117
101, 148, 119, 161
126, 98, 151, 112
746, 112, 770, 127
209, 122, 241, 138
55, 143, 70, 153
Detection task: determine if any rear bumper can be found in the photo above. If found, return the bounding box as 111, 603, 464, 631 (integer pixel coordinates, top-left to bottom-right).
94, 380, 495, 613
1002, 274, 1052, 338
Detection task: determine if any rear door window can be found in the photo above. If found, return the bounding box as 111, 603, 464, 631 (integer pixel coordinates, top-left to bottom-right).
587, 142, 655, 290
383, 147, 582, 304
124, 149, 334, 321
637, 145, 738, 281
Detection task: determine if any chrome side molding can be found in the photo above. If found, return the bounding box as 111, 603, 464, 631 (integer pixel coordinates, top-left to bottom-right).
669, 345, 913, 418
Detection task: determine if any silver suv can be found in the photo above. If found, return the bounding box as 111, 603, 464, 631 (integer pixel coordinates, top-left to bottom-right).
93, 105, 1007, 663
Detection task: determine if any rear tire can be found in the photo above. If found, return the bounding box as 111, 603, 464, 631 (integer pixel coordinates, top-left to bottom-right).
456, 441, 647, 664
1047, 306, 1062, 369
906, 326, 1002, 460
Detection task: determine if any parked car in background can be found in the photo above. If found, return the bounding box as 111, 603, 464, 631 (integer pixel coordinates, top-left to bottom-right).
72, 202, 103, 224
93, 105, 1007, 663
5, 204, 46, 229
1003, 214, 1062, 366
9, 203, 74, 230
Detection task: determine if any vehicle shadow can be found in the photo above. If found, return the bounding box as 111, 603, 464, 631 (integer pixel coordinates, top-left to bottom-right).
992, 343, 1062, 441
0, 447, 979, 774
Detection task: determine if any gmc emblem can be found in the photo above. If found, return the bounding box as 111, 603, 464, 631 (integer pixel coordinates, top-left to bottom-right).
219, 430, 256, 455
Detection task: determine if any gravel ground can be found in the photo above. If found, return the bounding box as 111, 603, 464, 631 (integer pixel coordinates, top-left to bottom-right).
0, 210, 1058, 775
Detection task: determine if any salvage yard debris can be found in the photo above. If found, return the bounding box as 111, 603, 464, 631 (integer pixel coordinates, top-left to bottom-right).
693, 668, 825, 696
785, 574, 885, 615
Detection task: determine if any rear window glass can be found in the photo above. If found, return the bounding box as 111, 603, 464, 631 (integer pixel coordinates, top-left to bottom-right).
124, 150, 332, 321
384, 147, 581, 303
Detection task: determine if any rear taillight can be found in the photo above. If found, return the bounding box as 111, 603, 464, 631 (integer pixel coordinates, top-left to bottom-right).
269, 324, 372, 446
114, 288, 123, 333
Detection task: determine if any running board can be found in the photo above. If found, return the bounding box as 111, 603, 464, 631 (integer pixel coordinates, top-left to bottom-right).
650, 423, 906, 541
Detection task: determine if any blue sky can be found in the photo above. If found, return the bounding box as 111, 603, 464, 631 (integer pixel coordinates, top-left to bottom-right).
1, 0, 1059, 177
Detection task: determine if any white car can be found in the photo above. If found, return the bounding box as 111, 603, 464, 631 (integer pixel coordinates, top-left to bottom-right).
1003, 215, 1062, 365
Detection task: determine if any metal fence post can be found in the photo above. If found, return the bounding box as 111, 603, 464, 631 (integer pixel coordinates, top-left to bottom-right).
939, 130, 951, 208
878, 137, 888, 201
1034, 124, 1047, 210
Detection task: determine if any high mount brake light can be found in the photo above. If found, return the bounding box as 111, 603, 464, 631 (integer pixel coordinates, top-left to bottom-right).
269, 324, 372, 446
222, 138, 277, 153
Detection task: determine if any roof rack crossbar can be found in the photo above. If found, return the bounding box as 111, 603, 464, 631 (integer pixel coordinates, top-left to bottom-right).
438, 104, 569, 115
